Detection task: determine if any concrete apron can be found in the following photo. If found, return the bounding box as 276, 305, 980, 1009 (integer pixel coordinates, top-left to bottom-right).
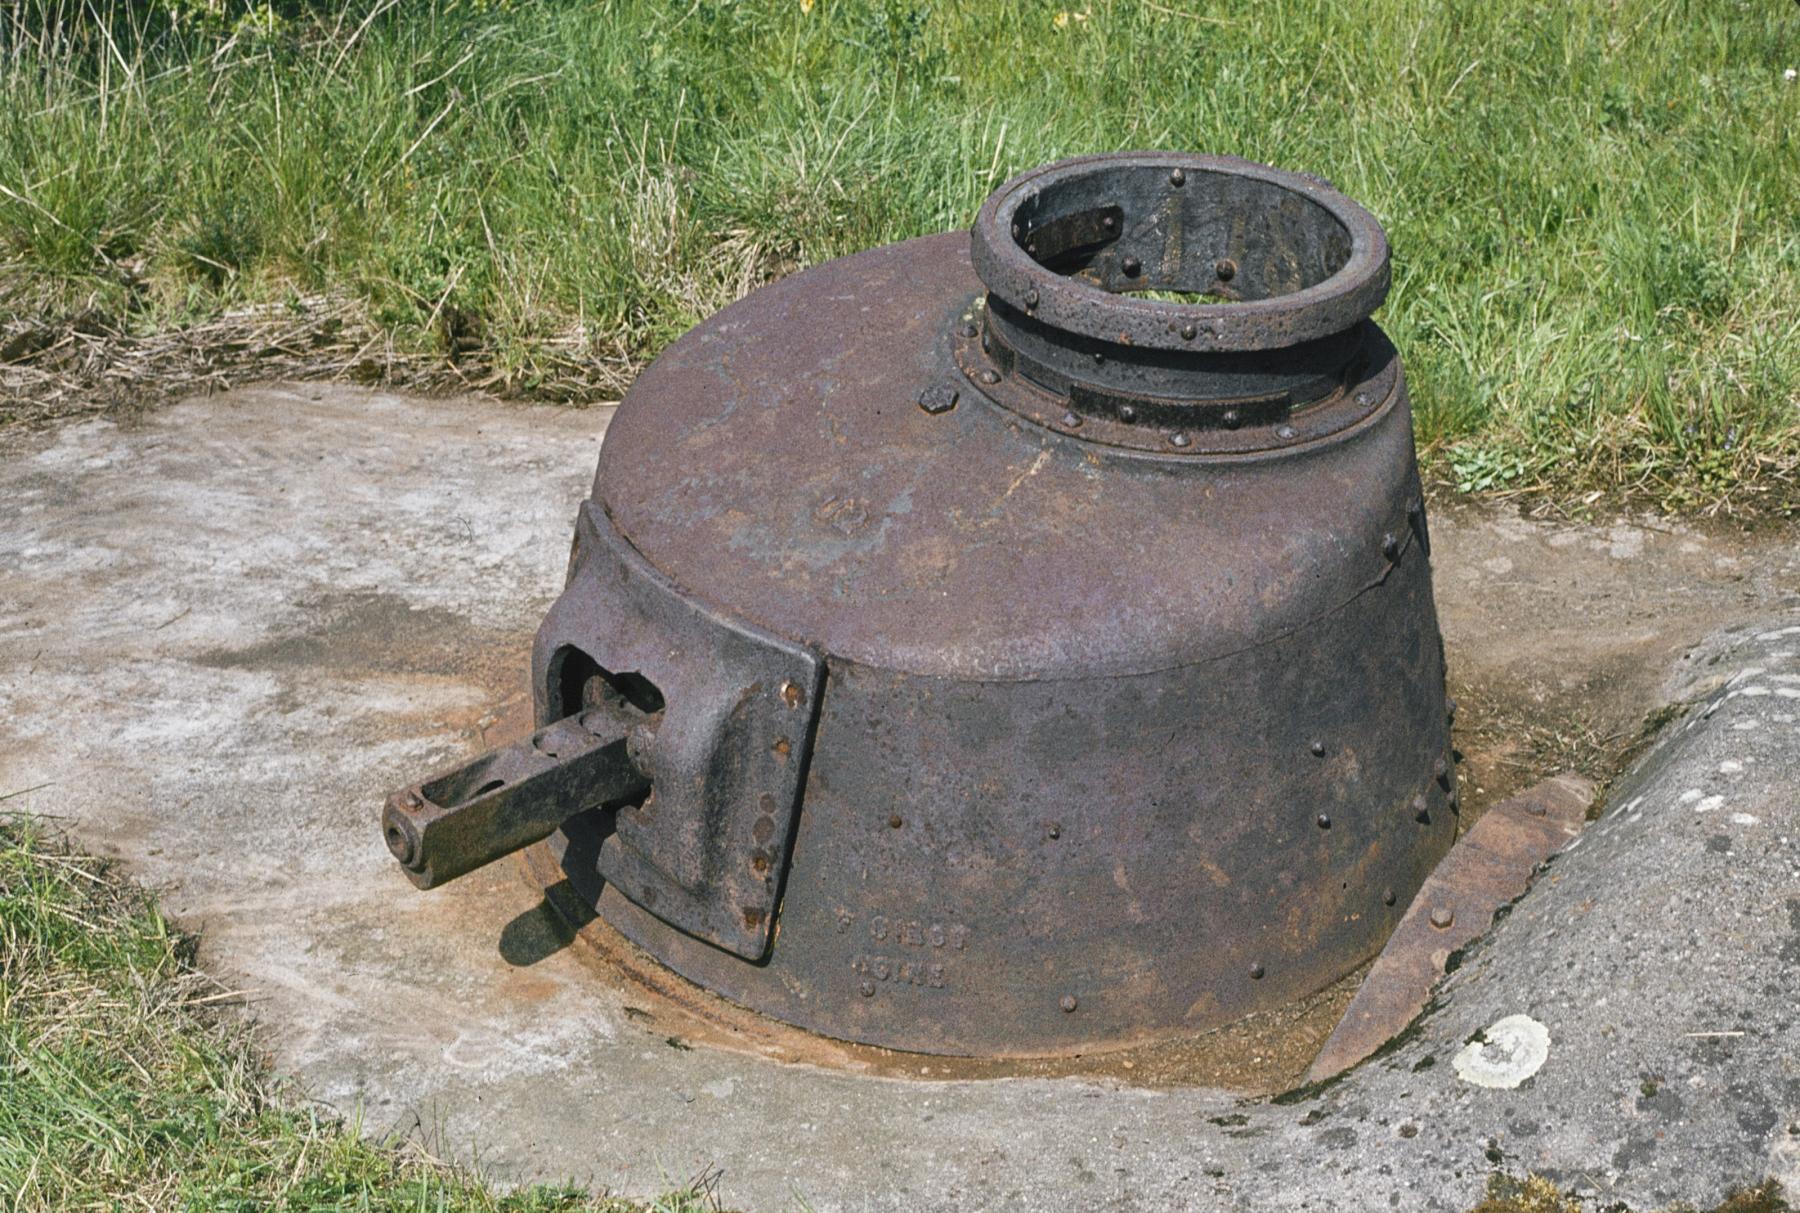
1, 386, 1796, 1212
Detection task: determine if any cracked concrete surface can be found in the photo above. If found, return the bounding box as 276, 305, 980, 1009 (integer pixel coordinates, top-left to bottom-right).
2, 385, 1797, 1211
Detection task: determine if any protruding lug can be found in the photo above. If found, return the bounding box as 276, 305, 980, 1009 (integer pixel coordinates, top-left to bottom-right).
380, 700, 652, 889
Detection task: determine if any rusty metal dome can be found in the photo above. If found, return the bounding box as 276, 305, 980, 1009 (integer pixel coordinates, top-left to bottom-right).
382, 151, 1454, 1058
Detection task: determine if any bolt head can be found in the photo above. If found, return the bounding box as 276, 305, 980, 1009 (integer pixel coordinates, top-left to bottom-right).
1122, 255, 1142, 277
918, 384, 958, 415
1180, 323, 1197, 341
887, 814, 903, 829
859, 980, 876, 997
1118, 405, 1137, 423
1215, 258, 1237, 281
1429, 906, 1455, 930
1169, 167, 1186, 187
1060, 411, 1081, 428
1060, 994, 1078, 1013
1169, 431, 1191, 448
960, 320, 978, 338
1382, 532, 1402, 560
1047, 822, 1062, 840
1221, 409, 1241, 430
977, 368, 1000, 386
1249, 962, 1266, 980
1316, 814, 1331, 830
1310, 740, 1326, 757
1025, 288, 1040, 309
1383, 888, 1397, 906
1277, 425, 1297, 440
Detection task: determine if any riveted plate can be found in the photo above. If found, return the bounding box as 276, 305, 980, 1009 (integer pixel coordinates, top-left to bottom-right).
532, 502, 824, 962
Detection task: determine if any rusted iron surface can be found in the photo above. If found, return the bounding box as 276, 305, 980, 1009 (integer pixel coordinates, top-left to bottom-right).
382, 152, 1457, 1057
380, 700, 646, 889
532, 501, 825, 962
1302, 773, 1595, 1084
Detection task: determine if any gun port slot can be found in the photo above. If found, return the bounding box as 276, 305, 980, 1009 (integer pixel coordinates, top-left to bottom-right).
547, 645, 666, 718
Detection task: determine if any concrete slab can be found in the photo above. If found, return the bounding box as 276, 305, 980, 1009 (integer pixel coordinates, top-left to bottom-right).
2, 385, 1797, 1211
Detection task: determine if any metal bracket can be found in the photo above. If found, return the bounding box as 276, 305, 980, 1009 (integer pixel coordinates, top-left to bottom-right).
382, 700, 649, 889
532, 501, 824, 962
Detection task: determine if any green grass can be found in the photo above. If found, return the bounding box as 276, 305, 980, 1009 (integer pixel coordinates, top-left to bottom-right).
0, 815, 715, 1211
2, 0, 1798, 512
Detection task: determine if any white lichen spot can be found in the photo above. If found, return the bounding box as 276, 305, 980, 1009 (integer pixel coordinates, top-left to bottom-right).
1757, 626, 1800, 641
1720, 760, 1744, 773
1777, 688, 1800, 700
1740, 686, 1772, 697
1730, 813, 1761, 826
1679, 789, 1704, 804
1453, 1014, 1551, 1089
1729, 668, 1768, 686
1732, 720, 1762, 731
1695, 795, 1725, 813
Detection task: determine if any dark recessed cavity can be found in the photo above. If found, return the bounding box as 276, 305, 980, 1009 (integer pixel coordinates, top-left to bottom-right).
1011, 164, 1354, 304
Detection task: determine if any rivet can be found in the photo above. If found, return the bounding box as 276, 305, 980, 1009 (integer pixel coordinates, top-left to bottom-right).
1446, 697, 1458, 724
1413, 795, 1430, 823
1169, 431, 1191, 448
1316, 814, 1332, 830
1382, 532, 1402, 560
1435, 758, 1451, 788
1181, 323, 1197, 341
1102, 215, 1117, 231
917, 384, 959, 415
1118, 404, 1137, 423
1061, 411, 1082, 429
977, 368, 1000, 385
1310, 740, 1326, 757
1025, 288, 1040, 309
860, 980, 876, 997
1355, 391, 1372, 406
887, 814, 903, 829
1429, 906, 1455, 930
1383, 888, 1397, 906
1011, 223, 1021, 238
1222, 409, 1241, 430
1060, 994, 1079, 1013
402, 791, 422, 809
1249, 962, 1266, 980
1026, 242, 1038, 257
960, 320, 978, 338
1215, 258, 1237, 281
981, 332, 990, 352
1122, 255, 1142, 277
1278, 425, 1297, 439
1169, 167, 1186, 187
1048, 822, 1062, 840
